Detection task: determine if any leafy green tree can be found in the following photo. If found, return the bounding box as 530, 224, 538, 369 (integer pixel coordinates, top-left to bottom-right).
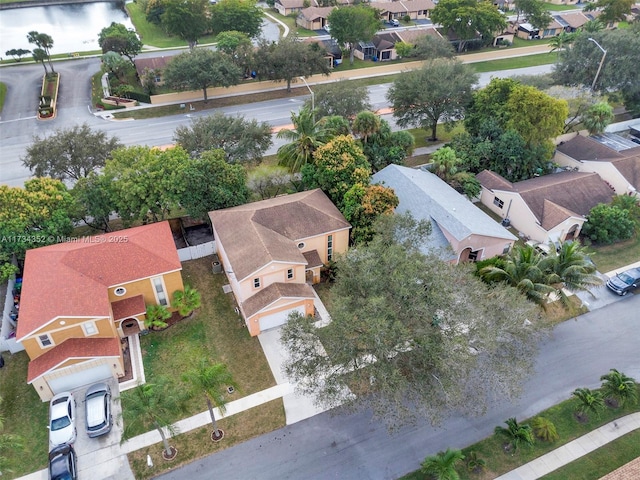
583, 0, 633, 23
31, 47, 49, 75
600, 369, 638, 407
342, 183, 399, 244
145, 0, 167, 24
27, 31, 55, 73
361, 119, 414, 173
253, 36, 330, 92
531, 417, 559, 442
394, 41, 414, 58
5, 48, 30, 62
305, 81, 371, 119
247, 165, 292, 200
102, 51, 132, 82
409, 34, 456, 60
431, 0, 506, 52
175, 149, 250, 219
281, 213, 543, 430
174, 112, 272, 163
122, 381, 184, 458
544, 85, 601, 133
22, 123, 122, 181
72, 173, 117, 232
388, 59, 478, 141
98, 22, 143, 64
215, 30, 254, 75
163, 49, 241, 102
611, 194, 640, 223
277, 107, 336, 172
173, 285, 202, 316
162, 0, 210, 50
327, 5, 380, 64
548, 31, 577, 56
479, 244, 556, 305
582, 203, 635, 245
494, 418, 535, 451
514, 0, 552, 29
420, 448, 465, 480
182, 359, 237, 440
210, 0, 263, 38
429, 147, 480, 198
572, 387, 605, 420
581, 102, 614, 134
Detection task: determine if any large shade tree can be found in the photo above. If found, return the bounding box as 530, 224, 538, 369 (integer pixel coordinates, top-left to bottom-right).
305, 81, 372, 119
210, 0, 264, 38
163, 49, 241, 102
327, 5, 380, 64
281, 213, 544, 429
98, 22, 143, 64
27, 31, 55, 73
388, 59, 478, 141
162, 0, 211, 50
583, 0, 634, 23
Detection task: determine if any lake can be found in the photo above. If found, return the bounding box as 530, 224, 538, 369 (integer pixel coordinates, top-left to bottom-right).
0, 2, 135, 56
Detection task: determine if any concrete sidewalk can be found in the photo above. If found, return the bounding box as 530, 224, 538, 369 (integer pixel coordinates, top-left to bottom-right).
496, 413, 640, 480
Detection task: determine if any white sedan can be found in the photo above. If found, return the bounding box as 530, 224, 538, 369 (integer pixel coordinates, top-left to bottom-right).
49, 392, 77, 450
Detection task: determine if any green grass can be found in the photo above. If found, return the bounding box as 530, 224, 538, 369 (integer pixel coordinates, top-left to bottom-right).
407, 122, 465, 148
0, 351, 50, 478
542, 1, 580, 10
588, 234, 640, 273
121, 256, 277, 437
470, 52, 556, 72
0, 82, 7, 112
399, 384, 640, 480
268, 11, 316, 37
541, 430, 640, 480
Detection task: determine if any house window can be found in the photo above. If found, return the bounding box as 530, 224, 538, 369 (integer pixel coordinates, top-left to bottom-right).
287, 268, 294, 280
493, 197, 504, 209
253, 278, 261, 288
114, 287, 127, 297
83, 322, 98, 336
468, 250, 480, 261
327, 234, 334, 261
38, 334, 53, 348
152, 277, 168, 306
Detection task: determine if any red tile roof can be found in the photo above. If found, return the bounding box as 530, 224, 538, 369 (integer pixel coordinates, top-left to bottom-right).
111, 295, 146, 321
17, 222, 181, 340
27, 337, 121, 383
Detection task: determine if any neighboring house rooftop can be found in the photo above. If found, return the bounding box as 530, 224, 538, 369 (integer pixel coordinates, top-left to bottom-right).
373, 165, 516, 258
16, 222, 181, 340
133, 56, 172, 78
396, 27, 443, 43
477, 170, 615, 229
554, 11, 589, 29
298, 5, 334, 21
209, 189, 351, 282
557, 134, 625, 161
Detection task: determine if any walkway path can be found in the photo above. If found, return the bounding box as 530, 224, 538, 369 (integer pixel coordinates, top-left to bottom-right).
496, 413, 640, 480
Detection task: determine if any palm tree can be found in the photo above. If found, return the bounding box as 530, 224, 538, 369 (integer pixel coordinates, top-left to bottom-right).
144, 304, 171, 330
465, 451, 486, 473
480, 245, 556, 305
540, 241, 602, 303
420, 448, 465, 480
572, 387, 605, 420
549, 32, 576, 57
276, 107, 335, 172
172, 285, 202, 317
531, 417, 559, 442
182, 359, 237, 441
600, 369, 638, 407
352, 110, 381, 144
581, 102, 614, 135
27, 31, 55, 74
494, 418, 535, 452
583, 19, 605, 33
123, 382, 184, 459
31, 48, 49, 75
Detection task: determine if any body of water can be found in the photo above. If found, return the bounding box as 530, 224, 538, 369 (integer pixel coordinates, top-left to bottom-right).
0, 2, 135, 56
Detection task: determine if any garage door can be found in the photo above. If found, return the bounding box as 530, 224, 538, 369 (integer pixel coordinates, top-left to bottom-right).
259, 306, 306, 332
48, 363, 113, 394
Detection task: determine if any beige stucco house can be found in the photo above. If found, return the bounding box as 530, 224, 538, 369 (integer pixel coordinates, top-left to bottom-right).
373, 165, 517, 263
476, 170, 615, 245
209, 190, 350, 336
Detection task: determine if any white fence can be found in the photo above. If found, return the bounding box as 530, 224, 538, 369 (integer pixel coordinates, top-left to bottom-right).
177, 241, 216, 262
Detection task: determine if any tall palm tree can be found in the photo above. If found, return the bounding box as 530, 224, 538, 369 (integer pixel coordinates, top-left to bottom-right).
420, 448, 465, 480
494, 417, 535, 451
572, 387, 605, 420
123, 382, 184, 458
549, 32, 576, 57
27, 31, 55, 74
600, 369, 638, 407
182, 359, 237, 440
352, 110, 381, 144
480, 245, 556, 304
276, 107, 335, 172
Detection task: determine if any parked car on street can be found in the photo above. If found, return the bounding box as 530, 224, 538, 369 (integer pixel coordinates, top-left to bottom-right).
84, 382, 112, 438
48, 443, 77, 480
390, 18, 400, 27
606, 267, 640, 296
49, 392, 76, 449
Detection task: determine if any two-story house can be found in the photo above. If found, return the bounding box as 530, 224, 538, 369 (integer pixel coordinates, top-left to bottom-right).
16, 222, 184, 401
209, 189, 350, 336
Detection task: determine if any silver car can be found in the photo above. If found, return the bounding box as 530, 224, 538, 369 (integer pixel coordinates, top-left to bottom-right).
84, 383, 112, 438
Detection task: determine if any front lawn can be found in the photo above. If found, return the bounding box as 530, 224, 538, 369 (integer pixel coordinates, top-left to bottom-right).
587, 235, 640, 273
121, 256, 278, 436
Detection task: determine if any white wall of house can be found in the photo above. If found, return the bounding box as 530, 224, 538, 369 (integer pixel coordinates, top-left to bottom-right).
554, 152, 635, 196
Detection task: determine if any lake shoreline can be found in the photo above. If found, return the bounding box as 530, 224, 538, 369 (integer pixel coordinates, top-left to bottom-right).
0, 0, 121, 11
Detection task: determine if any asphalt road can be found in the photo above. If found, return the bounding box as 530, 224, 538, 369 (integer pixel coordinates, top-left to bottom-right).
156, 294, 639, 480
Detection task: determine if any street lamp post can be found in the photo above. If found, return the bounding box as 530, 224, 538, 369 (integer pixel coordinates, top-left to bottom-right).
587, 37, 607, 92
299, 76, 315, 123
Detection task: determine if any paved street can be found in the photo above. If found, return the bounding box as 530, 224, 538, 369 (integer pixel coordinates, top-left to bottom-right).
156, 294, 640, 480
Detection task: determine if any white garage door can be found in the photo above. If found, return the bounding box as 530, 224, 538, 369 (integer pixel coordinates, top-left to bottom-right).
48, 364, 113, 394
259, 306, 306, 332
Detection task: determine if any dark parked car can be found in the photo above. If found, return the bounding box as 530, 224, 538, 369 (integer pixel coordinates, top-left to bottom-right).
606, 267, 640, 296
85, 382, 112, 438
49, 443, 77, 480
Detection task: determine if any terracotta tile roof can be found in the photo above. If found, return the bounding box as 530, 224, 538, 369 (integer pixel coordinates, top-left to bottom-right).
303, 250, 323, 269
242, 282, 315, 318
17, 222, 181, 340
111, 295, 146, 321
557, 135, 624, 161
27, 337, 120, 383
209, 189, 350, 282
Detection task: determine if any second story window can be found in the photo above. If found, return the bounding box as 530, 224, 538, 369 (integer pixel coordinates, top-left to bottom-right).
287, 268, 294, 280
254, 278, 261, 288
152, 277, 168, 306
38, 334, 53, 348
327, 234, 333, 261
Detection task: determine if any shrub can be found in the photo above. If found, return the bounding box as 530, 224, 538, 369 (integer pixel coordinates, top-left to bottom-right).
172, 285, 202, 317
582, 204, 635, 245
402, 14, 411, 23
145, 304, 171, 330
531, 417, 559, 442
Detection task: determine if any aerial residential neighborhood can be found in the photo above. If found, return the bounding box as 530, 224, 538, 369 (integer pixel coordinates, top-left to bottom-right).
0, 0, 639, 479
